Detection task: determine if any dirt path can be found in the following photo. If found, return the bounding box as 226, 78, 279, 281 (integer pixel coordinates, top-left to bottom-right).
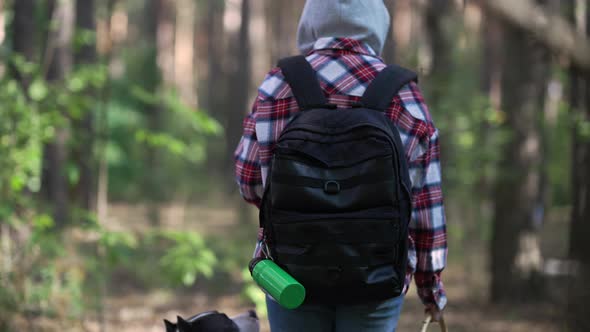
91, 268, 561, 332
88, 203, 563, 332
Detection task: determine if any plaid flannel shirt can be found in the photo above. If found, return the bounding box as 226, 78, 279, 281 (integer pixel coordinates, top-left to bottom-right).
234, 37, 447, 310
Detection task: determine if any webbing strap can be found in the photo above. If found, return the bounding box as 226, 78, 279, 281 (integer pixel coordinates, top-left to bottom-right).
277, 55, 331, 111
275, 251, 397, 266
271, 173, 392, 191
360, 65, 418, 111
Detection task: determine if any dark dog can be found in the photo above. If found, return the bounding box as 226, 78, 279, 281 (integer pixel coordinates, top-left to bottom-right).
164, 310, 259, 332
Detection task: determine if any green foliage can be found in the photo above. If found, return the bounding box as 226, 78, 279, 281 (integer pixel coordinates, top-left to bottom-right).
1, 1, 581, 329
157, 230, 218, 286
0, 65, 47, 204
98, 229, 139, 266
423, 42, 505, 205
107, 73, 222, 200
73, 28, 96, 52
546, 100, 574, 206
0, 32, 222, 328
241, 268, 267, 318
575, 114, 590, 142
0, 215, 86, 325
0, 57, 70, 320
419, 21, 508, 251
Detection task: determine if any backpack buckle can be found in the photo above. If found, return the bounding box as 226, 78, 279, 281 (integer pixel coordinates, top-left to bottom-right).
324, 180, 341, 194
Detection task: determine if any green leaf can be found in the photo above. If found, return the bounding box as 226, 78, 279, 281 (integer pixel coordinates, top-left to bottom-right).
28, 79, 49, 101
130, 86, 159, 105
10, 175, 25, 191
577, 118, 590, 142
33, 214, 55, 231
74, 28, 96, 49
182, 272, 196, 286
67, 163, 80, 185
457, 131, 475, 148
67, 75, 86, 92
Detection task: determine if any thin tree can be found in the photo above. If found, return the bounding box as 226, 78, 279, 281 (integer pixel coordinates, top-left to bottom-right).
203, 0, 227, 177
73, 0, 97, 214
206, 0, 225, 114
226, 0, 254, 226
226, 0, 251, 191
424, 0, 452, 105
12, 0, 36, 90
174, 0, 196, 106
425, 0, 451, 75
265, 0, 302, 65
567, 0, 590, 329
141, 0, 167, 224
42, 0, 75, 227
490, 1, 550, 302
382, 0, 396, 64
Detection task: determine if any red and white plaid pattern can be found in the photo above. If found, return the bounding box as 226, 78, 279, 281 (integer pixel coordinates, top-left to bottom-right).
234, 37, 447, 309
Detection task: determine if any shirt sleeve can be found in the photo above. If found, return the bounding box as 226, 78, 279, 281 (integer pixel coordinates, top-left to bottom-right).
234, 102, 263, 208
408, 127, 448, 310
234, 102, 268, 259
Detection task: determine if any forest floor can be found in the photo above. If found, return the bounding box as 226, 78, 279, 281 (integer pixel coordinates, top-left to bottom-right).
84, 202, 564, 332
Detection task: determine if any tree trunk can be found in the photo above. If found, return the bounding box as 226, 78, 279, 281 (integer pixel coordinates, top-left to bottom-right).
392, 0, 413, 61
425, 0, 452, 78
73, 0, 97, 214
567, 0, 590, 330
382, 0, 396, 64
228, 0, 253, 223
424, 0, 452, 107
480, 13, 502, 111
490, 5, 549, 302
226, 0, 252, 192
141, 0, 167, 224
265, 0, 301, 65
157, 0, 175, 86
203, 0, 227, 178
42, 0, 74, 227
12, 0, 36, 89
96, 0, 118, 227
174, 0, 196, 106
205, 0, 225, 114
477, 11, 503, 199
567, 62, 590, 332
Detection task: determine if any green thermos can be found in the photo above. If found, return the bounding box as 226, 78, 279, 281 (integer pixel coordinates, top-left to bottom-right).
249, 258, 306, 309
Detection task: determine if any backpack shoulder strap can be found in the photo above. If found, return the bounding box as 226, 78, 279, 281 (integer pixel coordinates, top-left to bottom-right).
277, 55, 332, 111
360, 65, 418, 111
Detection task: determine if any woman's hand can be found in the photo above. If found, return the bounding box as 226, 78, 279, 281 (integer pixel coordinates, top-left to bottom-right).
425, 304, 443, 322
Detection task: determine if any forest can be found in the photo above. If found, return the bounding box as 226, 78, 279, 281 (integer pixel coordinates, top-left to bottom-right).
0, 0, 589, 331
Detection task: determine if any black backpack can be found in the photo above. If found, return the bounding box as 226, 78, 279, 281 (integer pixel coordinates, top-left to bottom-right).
260, 55, 417, 305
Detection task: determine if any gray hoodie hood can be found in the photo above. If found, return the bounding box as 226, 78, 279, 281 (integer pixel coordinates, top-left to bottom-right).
296, 0, 390, 55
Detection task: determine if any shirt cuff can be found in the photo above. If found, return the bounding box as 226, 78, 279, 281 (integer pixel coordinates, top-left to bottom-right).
416, 274, 447, 310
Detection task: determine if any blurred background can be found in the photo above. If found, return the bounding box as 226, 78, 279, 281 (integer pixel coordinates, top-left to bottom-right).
0, 0, 589, 331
